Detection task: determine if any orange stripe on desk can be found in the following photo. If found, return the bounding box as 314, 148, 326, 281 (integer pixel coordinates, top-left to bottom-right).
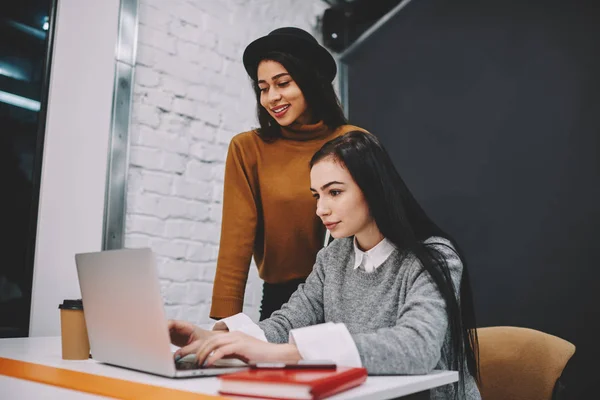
0, 357, 225, 399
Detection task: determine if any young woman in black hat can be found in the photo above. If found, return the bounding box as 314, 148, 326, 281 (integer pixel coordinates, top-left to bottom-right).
210, 27, 367, 321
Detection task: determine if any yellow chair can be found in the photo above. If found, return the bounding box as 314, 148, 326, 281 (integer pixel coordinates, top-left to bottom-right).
476, 326, 575, 400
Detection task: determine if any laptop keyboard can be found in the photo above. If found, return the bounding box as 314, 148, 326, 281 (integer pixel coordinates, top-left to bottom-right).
175, 360, 202, 370
175, 354, 248, 370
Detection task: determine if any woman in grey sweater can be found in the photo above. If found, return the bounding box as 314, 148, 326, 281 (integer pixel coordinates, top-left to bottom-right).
169, 131, 481, 399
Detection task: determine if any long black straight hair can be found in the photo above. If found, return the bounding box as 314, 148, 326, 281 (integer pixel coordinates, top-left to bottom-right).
310, 131, 480, 397
251, 51, 347, 141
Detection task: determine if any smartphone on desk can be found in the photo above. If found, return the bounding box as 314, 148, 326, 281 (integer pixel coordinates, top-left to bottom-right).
249, 360, 336, 370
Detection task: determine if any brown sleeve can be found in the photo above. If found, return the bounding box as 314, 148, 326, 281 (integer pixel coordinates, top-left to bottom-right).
210, 137, 258, 319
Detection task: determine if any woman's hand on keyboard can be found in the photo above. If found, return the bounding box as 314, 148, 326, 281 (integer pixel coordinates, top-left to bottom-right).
168, 319, 225, 359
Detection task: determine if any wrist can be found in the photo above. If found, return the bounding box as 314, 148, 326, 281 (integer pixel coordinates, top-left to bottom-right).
280, 344, 302, 363
195, 327, 225, 341
206, 329, 226, 338
212, 321, 230, 332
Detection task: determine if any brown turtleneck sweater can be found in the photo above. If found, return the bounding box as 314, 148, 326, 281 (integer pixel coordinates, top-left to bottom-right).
210, 122, 366, 319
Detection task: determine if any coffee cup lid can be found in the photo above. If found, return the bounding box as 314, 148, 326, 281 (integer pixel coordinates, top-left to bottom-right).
59, 299, 84, 310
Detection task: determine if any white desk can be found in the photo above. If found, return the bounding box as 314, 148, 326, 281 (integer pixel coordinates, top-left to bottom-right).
0, 337, 457, 399
0, 375, 111, 399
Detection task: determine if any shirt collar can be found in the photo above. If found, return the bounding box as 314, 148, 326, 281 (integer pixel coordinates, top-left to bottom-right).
280, 120, 331, 141
353, 237, 396, 272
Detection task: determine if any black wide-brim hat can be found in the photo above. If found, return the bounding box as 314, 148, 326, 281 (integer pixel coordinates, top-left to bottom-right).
243, 27, 337, 82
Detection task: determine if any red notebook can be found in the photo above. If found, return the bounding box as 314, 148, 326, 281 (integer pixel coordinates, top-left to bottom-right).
218, 367, 368, 400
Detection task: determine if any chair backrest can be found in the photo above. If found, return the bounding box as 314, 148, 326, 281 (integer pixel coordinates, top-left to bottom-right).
476, 326, 575, 400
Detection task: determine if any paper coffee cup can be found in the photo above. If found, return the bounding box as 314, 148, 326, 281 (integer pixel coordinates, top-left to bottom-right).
59, 299, 90, 360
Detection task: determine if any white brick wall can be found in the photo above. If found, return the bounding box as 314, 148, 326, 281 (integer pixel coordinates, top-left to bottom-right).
127, 0, 328, 326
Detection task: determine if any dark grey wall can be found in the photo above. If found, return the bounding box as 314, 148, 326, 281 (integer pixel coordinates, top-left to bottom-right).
344, 0, 599, 397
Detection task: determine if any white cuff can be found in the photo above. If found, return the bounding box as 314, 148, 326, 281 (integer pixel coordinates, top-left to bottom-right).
213, 313, 267, 342
289, 323, 362, 368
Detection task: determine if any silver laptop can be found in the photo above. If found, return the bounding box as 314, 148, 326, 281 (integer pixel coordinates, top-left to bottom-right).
75, 247, 247, 378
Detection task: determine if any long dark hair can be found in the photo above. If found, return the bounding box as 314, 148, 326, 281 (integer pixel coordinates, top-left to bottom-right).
251, 51, 347, 141
310, 131, 480, 397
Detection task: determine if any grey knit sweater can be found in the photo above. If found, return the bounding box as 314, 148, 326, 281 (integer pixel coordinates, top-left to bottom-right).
257, 237, 481, 400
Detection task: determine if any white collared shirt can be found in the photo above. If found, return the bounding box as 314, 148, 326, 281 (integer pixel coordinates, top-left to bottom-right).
353, 237, 396, 273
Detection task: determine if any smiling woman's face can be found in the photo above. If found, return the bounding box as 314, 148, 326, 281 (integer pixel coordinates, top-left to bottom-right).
257, 60, 312, 126
310, 157, 376, 243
